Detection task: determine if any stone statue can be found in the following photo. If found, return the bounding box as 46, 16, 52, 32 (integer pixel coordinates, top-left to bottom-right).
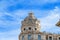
56, 19, 60, 27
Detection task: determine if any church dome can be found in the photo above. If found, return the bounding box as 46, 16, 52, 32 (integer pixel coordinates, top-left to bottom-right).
21, 12, 41, 33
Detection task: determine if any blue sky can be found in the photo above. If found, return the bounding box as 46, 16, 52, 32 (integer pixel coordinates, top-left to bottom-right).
0, 0, 60, 40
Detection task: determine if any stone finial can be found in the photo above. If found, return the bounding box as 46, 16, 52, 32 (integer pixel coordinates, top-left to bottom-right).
29, 12, 34, 17
28, 12, 36, 20
56, 19, 60, 27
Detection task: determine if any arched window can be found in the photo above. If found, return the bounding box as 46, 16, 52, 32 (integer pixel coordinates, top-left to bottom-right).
38, 35, 41, 40
22, 36, 24, 40
28, 35, 31, 40
59, 37, 60, 40
48, 36, 52, 40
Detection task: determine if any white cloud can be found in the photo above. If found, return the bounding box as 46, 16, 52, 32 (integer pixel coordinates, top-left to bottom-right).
0, 29, 20, 40
40, 7, 60, 33
0, 11, 21, 28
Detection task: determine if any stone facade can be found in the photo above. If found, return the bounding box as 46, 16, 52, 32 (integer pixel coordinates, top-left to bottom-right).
19, 13, 60, 40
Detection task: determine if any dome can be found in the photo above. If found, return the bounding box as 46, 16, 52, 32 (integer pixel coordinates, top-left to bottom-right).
21, 12, 41, 33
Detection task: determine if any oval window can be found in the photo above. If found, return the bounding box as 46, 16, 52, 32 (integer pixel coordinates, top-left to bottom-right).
24, 28, 25, 30
29, 27, 31, 30
35, 28, 37, 30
